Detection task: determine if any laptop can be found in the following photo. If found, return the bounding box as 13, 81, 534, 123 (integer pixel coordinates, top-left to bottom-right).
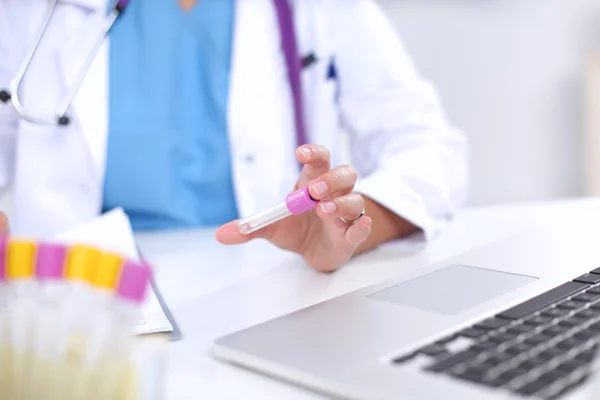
212, 224, 600, 399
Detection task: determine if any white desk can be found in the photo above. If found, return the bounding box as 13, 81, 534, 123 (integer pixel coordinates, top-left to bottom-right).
134, 197, 600, 400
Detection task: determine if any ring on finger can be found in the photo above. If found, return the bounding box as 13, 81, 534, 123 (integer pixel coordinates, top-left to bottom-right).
339, 208, 365, 224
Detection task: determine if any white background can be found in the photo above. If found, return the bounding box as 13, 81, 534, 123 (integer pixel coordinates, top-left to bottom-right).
376, 0, 600, 205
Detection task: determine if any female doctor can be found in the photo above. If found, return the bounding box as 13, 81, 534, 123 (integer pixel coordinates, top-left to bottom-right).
0, 0, 467, 272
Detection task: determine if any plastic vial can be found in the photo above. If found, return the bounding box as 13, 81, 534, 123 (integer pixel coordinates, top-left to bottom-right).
238, 187, 318, 234
90, 260, 152, 400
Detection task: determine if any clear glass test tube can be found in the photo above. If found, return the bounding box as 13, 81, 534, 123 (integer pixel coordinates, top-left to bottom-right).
238, 187, 318, 235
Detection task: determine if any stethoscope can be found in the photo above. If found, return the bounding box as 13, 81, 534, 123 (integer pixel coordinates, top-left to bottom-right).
0, 0, 129, 126
0, 0, 307, 148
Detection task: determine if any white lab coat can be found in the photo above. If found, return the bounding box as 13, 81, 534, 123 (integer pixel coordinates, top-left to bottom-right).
0, 0, 468, 240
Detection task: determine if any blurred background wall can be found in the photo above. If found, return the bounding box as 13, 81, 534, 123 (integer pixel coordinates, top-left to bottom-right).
376, 0, 600, 205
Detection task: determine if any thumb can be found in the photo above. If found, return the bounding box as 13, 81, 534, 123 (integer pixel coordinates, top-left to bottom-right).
215, 219, 276, 245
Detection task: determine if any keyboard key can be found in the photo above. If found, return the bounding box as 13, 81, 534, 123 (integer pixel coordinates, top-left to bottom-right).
525, 333, 552, 346
505, 342, 533, 356
450, 363, 495, 384
575, 348, 597, 362
474, 317, 510, 330
506, 323, 533, 335
524, 315, 552, 326
470, 341, 497, 353
557, 357, 587, 373
392, 353, 415, 364
434, 335, 456, 345
420, 344, 448, 357
558, 318, 579, 328
574, 274, 600, 284
515, 379, 547, 396
541, 307, 569, 318
538, 347, 566, 360
538, 369, 565, 383
425, 350, 479, 373
556, 300, 583, 310
590, 267, 600, 275
542, 324, 569, 336
573, 308, 600, 320
519, 356, 547, 370
573, 329, 597, 341
572, 292, 600, 303
488, 367, 529, 387
557, 337, 583, 350
497, 282, 589, 320
484, 352, 513, 364
589, 321, 600, 331
459, 327, 486, 338
487, 332, 516, 344
588, 286, 600, 295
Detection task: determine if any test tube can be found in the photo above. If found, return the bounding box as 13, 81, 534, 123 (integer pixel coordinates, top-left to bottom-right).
0, 239, 7, 396
32, 243, 69, 355
90, 260, 152, 400
26, 243, 69, 399
6, 239, 37, 399
238, 187, 318, 234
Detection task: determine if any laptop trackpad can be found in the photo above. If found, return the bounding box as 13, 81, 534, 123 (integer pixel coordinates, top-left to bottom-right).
368, 264, 537, 315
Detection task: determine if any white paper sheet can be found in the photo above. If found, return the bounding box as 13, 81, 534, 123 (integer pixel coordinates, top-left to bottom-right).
51, 208, 174, 335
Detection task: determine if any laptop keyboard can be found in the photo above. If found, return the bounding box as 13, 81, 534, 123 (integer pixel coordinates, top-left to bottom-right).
392, 267, 600, 399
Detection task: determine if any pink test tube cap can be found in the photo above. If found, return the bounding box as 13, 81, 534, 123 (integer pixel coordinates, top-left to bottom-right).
36, 243, 67, 280
0, 238, 6, 281
116, 261, 152, 303
286, 186, 318, 215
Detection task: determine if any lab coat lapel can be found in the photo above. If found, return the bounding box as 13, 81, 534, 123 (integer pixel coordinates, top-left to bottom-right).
228, 0, 299, 217
55, 11, 109, 185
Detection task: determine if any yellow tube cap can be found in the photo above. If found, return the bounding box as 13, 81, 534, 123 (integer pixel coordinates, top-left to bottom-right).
7, 240, 36, 279
66, 245, 101, 283
92, 252, 124, 290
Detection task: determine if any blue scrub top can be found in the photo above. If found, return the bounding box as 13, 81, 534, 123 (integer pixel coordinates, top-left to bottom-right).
103, 0, 238, 231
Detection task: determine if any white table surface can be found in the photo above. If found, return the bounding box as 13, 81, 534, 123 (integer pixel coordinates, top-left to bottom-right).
134, 197, 600, 400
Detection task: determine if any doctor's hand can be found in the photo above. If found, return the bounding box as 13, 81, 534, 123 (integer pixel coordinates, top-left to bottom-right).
0, 212, 8, 235
215, 145, 373, 272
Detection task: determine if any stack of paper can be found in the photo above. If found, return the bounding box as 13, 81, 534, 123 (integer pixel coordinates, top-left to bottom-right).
51, 208, 174, 336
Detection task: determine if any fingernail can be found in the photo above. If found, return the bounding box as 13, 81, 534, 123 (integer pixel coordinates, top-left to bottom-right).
320, 202, 336, 214
299, 146, 312, 158
311, 181, 328, 195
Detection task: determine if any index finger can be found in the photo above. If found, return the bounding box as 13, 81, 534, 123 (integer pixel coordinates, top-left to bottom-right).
295, 144, 331, 189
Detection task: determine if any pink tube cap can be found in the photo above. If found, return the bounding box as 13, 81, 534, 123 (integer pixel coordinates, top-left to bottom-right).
0, 238, 5, 281
286, 187, 318, 215
116, 261, 152, 303
36, 243, 67, 280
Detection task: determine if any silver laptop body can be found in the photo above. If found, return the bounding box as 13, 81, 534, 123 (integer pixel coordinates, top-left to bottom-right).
213, 223, 600, 400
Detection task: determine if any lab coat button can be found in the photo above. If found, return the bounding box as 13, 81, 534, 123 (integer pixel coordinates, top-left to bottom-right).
245, 154, 255, 163
77, 182, 91, 193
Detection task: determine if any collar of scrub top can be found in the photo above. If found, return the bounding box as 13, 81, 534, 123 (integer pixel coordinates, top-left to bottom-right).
0, 0, 307, 148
